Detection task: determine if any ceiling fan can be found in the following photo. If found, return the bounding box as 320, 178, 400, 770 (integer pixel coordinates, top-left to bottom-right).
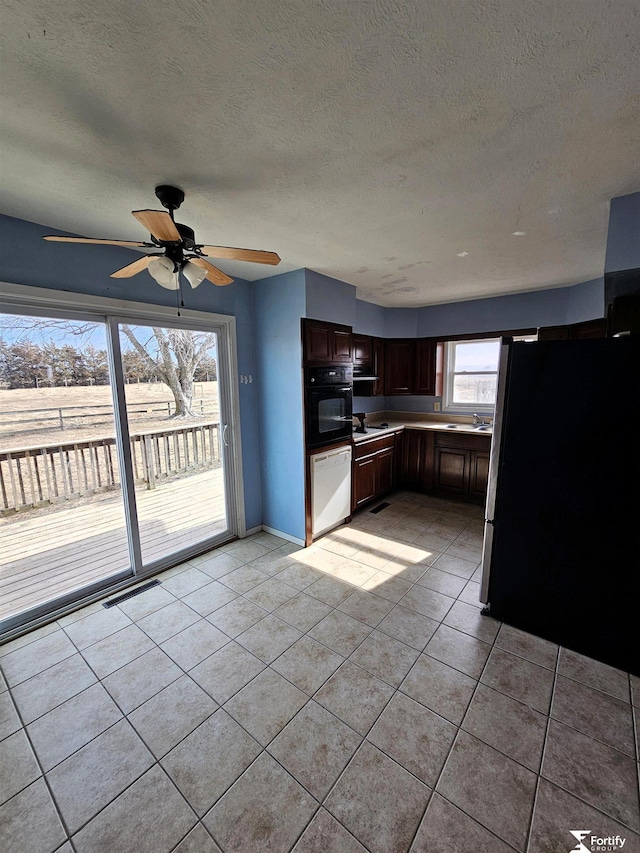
43, 185, 281, 289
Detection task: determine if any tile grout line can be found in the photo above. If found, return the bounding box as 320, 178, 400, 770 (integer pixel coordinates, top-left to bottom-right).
3, 508, 636, 850
522, 643, 561, 853
404, 607, 515, 852
1, 678, 77, 851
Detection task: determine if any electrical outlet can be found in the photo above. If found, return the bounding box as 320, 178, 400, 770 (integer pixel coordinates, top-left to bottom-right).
433, 402, 441, 412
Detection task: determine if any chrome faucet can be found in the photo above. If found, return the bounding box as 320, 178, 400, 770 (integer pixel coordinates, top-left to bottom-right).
473, 413, 490, 426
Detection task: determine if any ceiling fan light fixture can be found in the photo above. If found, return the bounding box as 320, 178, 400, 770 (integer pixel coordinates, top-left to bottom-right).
182, 260, 208, 289
148, 256, 179, 289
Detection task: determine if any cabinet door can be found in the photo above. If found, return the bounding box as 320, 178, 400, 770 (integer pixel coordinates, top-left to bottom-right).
332, 329, 353, 362
372, 338, 385, 396
353, 456, 376, 509
376, 447, 395, 495
352, 334, 373, 367
537, 325, 570, 341
304, 321, 332, 363
570, 318, 606, 339
385, 340, 413, 394
434, 447, 470, 495
414, 339, 437, 395
469, 450, 489, 498
401, 429, 425, 486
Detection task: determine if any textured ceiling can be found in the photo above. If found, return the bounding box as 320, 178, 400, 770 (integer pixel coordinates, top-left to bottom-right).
1, 0, 639, 306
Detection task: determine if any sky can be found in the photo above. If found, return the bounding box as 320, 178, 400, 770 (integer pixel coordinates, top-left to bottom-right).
0, 315, 217, 357
454, 340, 500, 372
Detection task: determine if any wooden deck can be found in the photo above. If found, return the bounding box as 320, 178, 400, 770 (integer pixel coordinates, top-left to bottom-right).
0, 469, 227, 622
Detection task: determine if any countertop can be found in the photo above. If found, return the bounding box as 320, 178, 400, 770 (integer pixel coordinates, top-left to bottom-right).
351, 418, 493, 443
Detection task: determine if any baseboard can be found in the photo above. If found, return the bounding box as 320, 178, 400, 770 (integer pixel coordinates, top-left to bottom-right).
243, 525, 263, 537
262, 525, 305, 547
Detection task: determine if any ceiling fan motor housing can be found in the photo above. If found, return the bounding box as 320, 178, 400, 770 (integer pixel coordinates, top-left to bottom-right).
155, 184, 185, 211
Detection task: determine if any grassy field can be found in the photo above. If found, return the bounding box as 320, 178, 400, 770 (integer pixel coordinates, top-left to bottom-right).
0, 381, 219, 450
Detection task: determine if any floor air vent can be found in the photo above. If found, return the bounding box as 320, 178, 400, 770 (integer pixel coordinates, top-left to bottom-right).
103, 579, 161, 608
369, 502, 390, 514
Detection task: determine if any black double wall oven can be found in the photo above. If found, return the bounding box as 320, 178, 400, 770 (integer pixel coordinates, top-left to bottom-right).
305, 365, 353, 449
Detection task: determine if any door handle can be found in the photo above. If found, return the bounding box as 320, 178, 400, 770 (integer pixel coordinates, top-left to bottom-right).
222, 424, 229, 447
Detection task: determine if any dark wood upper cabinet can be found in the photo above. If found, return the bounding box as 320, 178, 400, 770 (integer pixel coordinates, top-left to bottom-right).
304, 321, 332, 363
332, 328, 353, 361
414, 339, 437, 395
352, 334, 373, 367
303, 319, 352, 365
302, 322, 436, 392
538, 318, 606, 341
385, 340, 414, 394
384, 338, 437, 395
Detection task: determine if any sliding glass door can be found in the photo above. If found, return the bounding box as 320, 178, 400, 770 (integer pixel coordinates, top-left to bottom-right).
0, 304, 239, 634
117, 322, 229, 567
0, 313, 131, 626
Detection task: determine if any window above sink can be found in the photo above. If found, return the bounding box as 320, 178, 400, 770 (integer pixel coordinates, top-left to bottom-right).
442, 334, 536, 413
443, 338, 500, 413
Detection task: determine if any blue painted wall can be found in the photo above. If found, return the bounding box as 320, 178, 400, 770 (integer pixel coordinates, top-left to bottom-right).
354, 299, 385, 337
253, 269, 307, 541
565, 278, 605, 325
415, 279, 604, 338
0, 214, 263, 529
351, 277, 605, 417
384, 308, 419, 338
305, 269, 356, 326
353, 278, 604, 345
605, 191, 640, 273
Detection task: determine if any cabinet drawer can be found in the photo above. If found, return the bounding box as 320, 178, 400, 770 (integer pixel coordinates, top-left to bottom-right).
434, 431, 491, 451
353, 433, 396, 460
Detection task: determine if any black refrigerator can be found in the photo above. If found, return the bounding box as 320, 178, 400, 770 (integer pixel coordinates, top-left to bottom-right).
480, 335, 640, 675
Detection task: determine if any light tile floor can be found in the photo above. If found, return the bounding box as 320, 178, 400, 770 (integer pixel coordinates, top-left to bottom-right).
1, 491, 639, 853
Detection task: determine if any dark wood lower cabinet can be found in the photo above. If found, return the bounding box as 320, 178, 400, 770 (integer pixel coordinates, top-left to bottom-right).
352, 434, 397, 511
433, 433, 491, 500
434, 447, 469, 495
376, 447, 394, 494
469, 451, 490, 498
400, 429, 426, 487
353, 455, 377, 508
394, 429, 491, 503
353, 428, 490, 514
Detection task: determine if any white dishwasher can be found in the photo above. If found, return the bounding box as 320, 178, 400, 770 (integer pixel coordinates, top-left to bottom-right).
310, 444, 352, 538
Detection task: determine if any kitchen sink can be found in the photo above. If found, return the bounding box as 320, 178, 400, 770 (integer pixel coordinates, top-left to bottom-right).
444, 423, 491, 431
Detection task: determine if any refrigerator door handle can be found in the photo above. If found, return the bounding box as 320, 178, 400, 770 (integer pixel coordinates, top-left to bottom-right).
480, 338, 511, 605
480, 519, 495, 604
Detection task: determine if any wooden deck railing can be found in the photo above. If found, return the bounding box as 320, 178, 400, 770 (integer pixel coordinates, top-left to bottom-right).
0, 422, 221, 515
0, 399, 217, 439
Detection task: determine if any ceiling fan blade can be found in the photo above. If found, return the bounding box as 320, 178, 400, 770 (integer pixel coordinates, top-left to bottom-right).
43, 236, 151, 248
199, 245, 281, 265
132, 210, 181, 242
189, 257, 234, 286
110, 255, 154, 278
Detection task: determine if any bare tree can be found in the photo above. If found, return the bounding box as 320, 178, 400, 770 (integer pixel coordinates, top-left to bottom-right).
120, 326, 215, 418
0, 315, 216, 418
